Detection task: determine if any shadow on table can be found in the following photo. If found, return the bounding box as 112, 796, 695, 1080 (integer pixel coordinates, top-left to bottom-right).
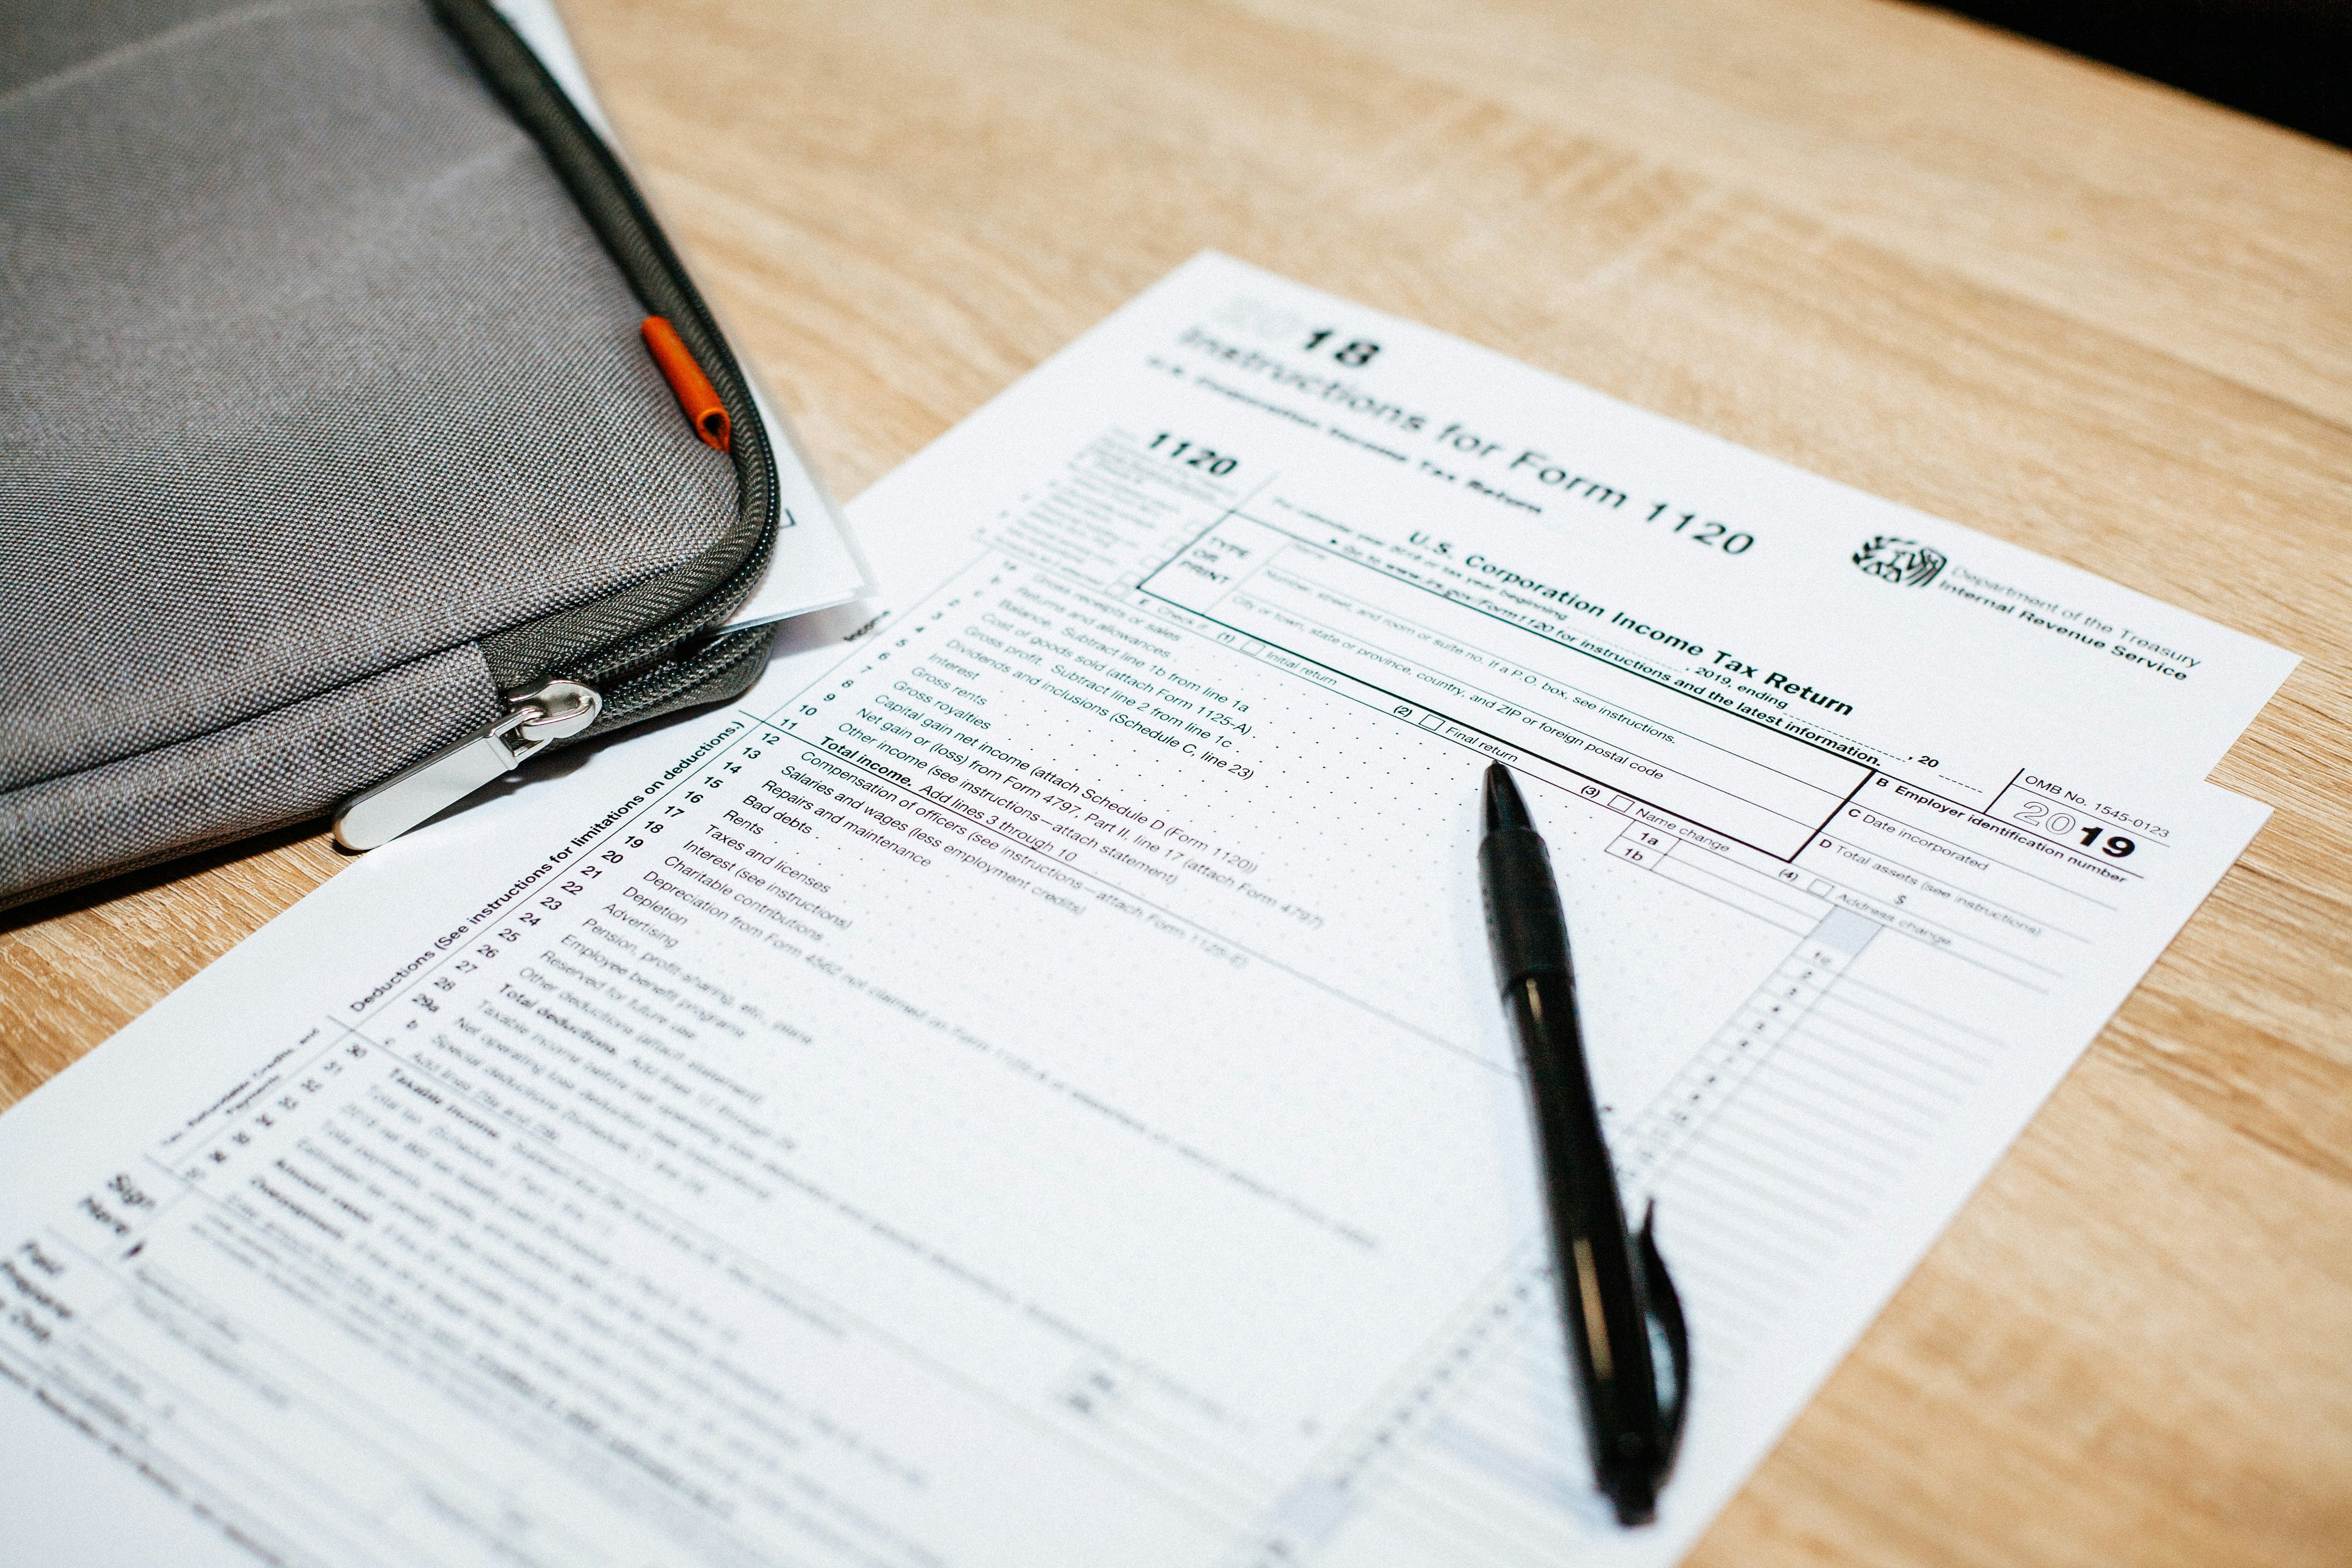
1920, 0, 2349, 148
0, 819, 334, 937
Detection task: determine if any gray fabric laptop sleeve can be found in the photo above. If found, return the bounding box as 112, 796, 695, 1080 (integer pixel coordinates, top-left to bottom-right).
1, 0, 783, 910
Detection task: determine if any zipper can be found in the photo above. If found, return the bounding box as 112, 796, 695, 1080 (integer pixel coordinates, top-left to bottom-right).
332, 680, 603, 851
432, 0, 780, 703
0, 0, 790, 912
325, 0, 787, 853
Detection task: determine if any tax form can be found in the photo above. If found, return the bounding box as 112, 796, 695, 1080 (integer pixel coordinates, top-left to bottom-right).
0, 254, 2295, 1567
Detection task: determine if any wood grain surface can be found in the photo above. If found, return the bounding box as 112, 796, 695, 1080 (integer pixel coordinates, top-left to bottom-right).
6, 0, 2349, 1561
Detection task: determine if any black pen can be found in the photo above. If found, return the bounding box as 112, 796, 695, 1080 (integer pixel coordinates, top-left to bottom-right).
1478, 762, 1689, 1525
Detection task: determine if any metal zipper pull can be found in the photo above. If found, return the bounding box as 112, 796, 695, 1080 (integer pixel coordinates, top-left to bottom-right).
332, 680, 601, 851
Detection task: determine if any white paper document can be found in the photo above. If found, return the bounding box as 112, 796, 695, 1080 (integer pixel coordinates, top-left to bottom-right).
0, 255, 2294, 1567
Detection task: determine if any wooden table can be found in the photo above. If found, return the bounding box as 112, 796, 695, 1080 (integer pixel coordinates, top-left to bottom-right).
6, 0, 2348, 1560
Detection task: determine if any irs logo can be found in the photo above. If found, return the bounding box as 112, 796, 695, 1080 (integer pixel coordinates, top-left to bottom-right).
1852, 535, 1947, 587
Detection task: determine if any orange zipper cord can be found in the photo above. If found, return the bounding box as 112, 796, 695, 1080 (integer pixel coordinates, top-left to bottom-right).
640, 316, 731, 451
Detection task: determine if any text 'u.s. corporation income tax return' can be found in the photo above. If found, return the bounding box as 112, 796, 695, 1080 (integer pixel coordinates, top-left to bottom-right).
0, 254, 2296, 1568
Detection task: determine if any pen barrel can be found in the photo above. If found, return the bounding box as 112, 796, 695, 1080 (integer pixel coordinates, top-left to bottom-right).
1502, 962, 1668, 1524
1481, 817, 1668, 1522
1479, 828, 1570, 983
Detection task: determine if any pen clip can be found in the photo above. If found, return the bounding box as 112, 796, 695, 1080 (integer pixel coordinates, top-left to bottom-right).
1636, 1201, 1691, 1472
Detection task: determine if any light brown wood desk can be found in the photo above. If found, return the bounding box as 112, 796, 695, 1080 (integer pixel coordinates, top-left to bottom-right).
5, 1, 2347, 1560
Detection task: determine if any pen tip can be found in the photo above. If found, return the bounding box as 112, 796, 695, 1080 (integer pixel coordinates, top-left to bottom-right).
1482, 764, 1532, 835
1611, 1481, 1660, 1528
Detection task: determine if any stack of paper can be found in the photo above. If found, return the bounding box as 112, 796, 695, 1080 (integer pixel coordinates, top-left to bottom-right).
0, 253, 2291, 1566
